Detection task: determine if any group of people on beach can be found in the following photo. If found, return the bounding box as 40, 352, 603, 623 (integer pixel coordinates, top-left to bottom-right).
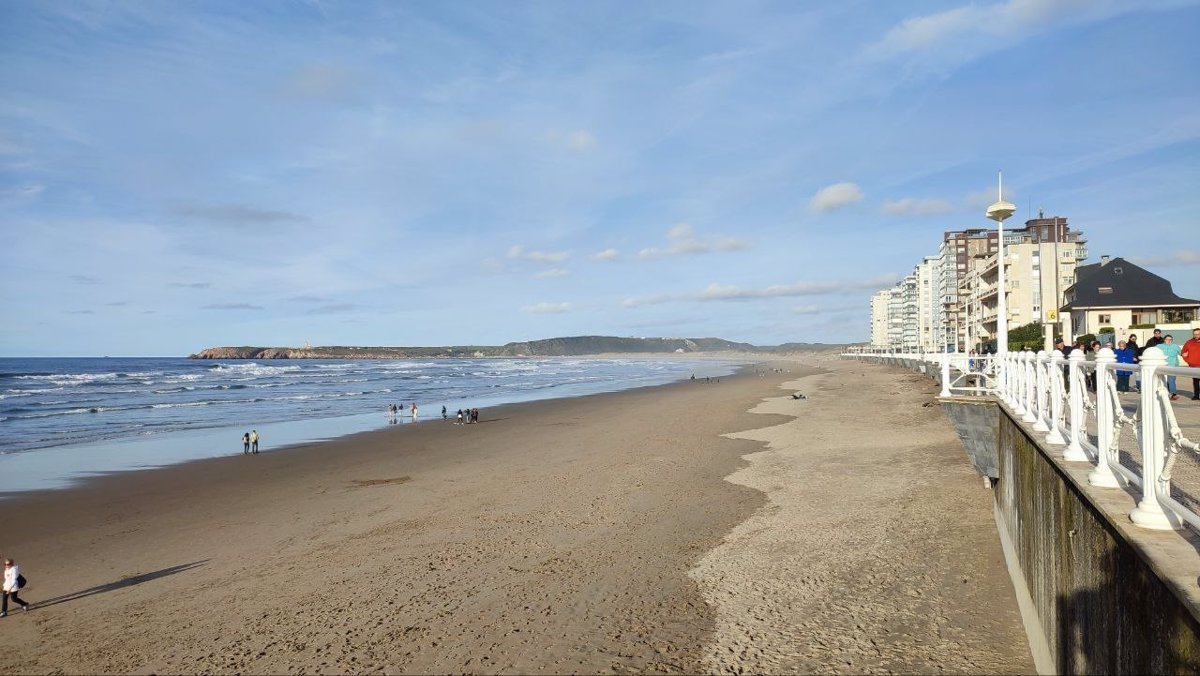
2, 558, 30, 618
241, 429, 259, 454
387, 403, 419, 423
456, 408, 480, 424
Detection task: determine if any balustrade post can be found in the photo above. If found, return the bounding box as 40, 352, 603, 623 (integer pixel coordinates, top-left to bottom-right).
1010, 353, 1028, 415
1032, 350, 1049, 431
1089, 348, 1121, 487
1021, 352, 1038, 423
1063, 350, 1089, 461
1130, 347, 1182, 530
1046, 350, 1067, 445
940, 352, 952, 397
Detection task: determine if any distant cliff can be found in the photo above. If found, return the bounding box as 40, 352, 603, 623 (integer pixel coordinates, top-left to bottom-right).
189, 336, 832, 359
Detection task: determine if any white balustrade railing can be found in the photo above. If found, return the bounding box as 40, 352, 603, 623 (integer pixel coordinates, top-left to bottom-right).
842, 346, 1200, 534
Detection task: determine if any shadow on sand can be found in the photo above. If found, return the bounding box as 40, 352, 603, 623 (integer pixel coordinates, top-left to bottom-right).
32, 560, 208, 610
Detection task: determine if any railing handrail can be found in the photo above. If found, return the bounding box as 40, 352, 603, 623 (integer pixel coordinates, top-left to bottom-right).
841, 347, 1200, 535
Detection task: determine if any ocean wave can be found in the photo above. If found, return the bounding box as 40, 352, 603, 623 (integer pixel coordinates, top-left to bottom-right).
15, 372, 120, 386
209, 362, 302, 376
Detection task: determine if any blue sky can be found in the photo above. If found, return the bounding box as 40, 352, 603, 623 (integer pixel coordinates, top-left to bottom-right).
1, 0, 1198, 356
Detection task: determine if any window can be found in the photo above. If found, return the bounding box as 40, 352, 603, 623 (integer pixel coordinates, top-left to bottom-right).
1098, 287, 1113, 294
1098, 313, 1112, 323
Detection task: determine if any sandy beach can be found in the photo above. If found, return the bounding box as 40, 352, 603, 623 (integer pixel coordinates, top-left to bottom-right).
0, 359, 1032, 674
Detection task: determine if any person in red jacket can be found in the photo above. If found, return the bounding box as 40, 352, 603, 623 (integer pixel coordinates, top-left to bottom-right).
1182, 327, 1200, 401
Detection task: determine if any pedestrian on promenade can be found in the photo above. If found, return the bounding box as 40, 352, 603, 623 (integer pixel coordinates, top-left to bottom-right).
2, 559, 31, 617
250, 429, 259, 454
1087, 340, 1103, 392
1160, 335, 1184, 401
1182, 328, 1200, 400
242, 432, 250, 455
1145, 328, 1165, 353
1127, 334, 1142, 390
1114, 341, 1135, 393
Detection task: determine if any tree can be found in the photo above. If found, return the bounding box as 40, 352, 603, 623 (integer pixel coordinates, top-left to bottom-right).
1007, 321, 1044, 351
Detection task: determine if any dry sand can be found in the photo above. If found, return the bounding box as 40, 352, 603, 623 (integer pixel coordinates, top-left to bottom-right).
0, 358, 1033, 674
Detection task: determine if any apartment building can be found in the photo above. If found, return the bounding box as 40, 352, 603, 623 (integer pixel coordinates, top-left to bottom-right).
869, 214, 1087, 352
961, 216, 1087, 350
869, 289, 890, 347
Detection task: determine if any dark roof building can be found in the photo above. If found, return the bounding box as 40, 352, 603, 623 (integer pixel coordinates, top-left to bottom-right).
1063, 256, 1198, 310
1061, 256, 1199, 337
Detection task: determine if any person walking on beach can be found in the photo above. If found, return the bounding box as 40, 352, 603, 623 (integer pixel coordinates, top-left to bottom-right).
442, 405, 447, 421
1182, 327, 1200, 400
471, 408, 479, 424
456, 409, 464, 425
410, 402, 418, 422
250, 429, 259, 454
242, 432, 250, 455
2, 559, 31, 617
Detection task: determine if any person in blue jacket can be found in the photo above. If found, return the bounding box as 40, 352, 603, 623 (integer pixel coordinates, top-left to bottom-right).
1113, 340, 1135, 392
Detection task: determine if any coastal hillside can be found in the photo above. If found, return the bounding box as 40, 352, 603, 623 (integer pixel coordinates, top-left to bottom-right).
189, 336, 831, 359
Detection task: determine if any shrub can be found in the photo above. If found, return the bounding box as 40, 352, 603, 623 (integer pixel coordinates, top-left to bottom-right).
1098, 326, 1115, 334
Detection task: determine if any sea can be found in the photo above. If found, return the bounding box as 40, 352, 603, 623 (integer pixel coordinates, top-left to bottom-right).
0, 356, 739, 493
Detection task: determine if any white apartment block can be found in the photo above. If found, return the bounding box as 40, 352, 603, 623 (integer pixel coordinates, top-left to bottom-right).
868, 215, 1087, 352
870, 290, 890, 347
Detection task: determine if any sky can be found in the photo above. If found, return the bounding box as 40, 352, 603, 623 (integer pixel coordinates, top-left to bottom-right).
1, 0, 1198, 356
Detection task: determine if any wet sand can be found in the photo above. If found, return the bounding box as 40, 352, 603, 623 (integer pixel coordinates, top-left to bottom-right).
0, 358, 1033, 673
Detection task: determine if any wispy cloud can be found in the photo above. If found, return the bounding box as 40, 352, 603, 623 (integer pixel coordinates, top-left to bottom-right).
809, 182, 864, 213
169, 281, 213, 289
623, 275, 899, 308
173, 204, 307, 225
533, 268, 569, 279
507, 245, 569, 265
70, 275, 100, 285
280, 64, 362, 102
307, 303, 357, 315
638, 224, 750, 260
544, 129, 596, 153
861, 0, 1188, 77
882, 197, 954, 216
1131, 250, 1200, 268
65, 309, 94, 315
203, 303, 265, 311
594, 248, 620, 262
522, 302, 573, 314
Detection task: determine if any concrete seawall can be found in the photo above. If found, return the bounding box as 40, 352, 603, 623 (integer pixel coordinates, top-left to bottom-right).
992, 403, 1200, 673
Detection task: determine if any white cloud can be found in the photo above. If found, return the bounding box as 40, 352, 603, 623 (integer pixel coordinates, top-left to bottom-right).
534, 268, 569, 279
594, 248, 620, 262
638, 224, 750, 259
791, 305, 825, 315
1131, 251, 1200, 268
507, 245, 569, 264
881, 197, 954, 216
522, 302, 573, 314
809, 182, 864, 213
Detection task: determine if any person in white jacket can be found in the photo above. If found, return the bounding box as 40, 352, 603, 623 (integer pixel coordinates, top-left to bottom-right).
2, 558, 30, 616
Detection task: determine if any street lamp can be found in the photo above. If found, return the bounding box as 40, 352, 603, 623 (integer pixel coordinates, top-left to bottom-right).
987, 171, 1016, 354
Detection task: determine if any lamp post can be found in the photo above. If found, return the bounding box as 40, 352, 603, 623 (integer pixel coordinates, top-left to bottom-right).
987, 171, 1016, 354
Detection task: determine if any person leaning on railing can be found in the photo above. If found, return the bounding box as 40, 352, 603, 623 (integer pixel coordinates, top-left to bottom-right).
1114, 340, 1135, 393
1160, 335, 1184, 401
1183, 327, 1200, 401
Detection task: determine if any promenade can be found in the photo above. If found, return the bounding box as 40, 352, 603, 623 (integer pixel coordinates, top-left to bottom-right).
0, 359, 1033, 673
